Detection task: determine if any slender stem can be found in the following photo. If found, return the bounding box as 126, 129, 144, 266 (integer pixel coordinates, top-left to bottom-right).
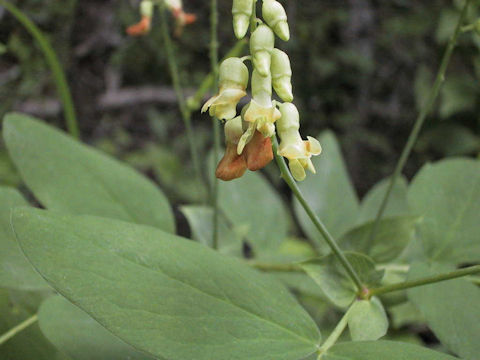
461, 23, 476, 33
210, 0, 220, 249
158, 3, 202, 190
0, 0, 79, 138
317, 311, 349, 358
368, 0, 472, 246
0, 314, 38, 346
248, 261, 303, 272
272, 137, 364, 291
368, 265, 480, 298
250, 0, 257, 32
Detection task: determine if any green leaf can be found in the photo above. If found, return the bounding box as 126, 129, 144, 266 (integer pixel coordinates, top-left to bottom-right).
38, 295, 155, 360
339, 216, 419, 263
0, 289, 67, 360
180, 205, 243, 256
357, 176, 410, 224
407, 262, 480, 360
294, 131, 359, 248
3, 113, 174, 233
0, 187, 48, 290
217, 169, 290, 252
323, 340, 459, 360
407, 158, 480, 263
300, 252, 383, 308
12, 208, 321, 360
347, 297, 388, 341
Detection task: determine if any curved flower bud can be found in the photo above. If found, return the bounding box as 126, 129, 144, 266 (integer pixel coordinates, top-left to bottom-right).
262, 0, 290, 41
243, 70, 281, 138
271, 49, 293, 102
250, 25, 275, 77
277, 103, 322, 181
202, 58, 249, 120
126, 0, 153, 36
216, 117, 248, 181
232, 0, 254, 39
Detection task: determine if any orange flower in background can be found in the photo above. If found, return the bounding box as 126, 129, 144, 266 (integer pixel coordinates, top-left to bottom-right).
126, 16, 152, 36
126, 0, 196, 37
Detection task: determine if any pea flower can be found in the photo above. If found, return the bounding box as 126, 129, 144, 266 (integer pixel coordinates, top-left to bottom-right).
250, 25, 275, 77
216, 117, 273, 181
126, 0, 196, 37
262, 0, 290, 41
126, 0, 154, 36
276, 103, 322, 181
271, 48, 293, 102
202, 58, 249, 120
232, 0, 254, 39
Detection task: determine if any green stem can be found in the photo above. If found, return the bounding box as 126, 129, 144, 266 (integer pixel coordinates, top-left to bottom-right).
368, 265, 480, 298
250, 0, 258, 32
248, 261, 303, 272
461, 23, 476, 33
368, 0, 472, 246
0, 314, 38, 346
210, 0, 220, 249
0, 0, 79, 138
317, 311, 349, 358
159, 3, 202, 190
272, 137, 364, 292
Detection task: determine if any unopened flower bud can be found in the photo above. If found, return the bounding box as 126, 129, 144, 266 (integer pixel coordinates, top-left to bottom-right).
262, 0, 290, 41
277, 103, 321, 181
271, 49, 293, 102
202, 58, 249, 120
232, 0, 254, 39
250, 25, 275, 77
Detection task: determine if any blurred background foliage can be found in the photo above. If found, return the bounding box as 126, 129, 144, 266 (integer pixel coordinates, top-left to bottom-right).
0, 0, 479, 202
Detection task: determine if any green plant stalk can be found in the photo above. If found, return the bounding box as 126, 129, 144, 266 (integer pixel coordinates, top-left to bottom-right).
210, 0, 220, 249
0, 314, 38, 346
0, 0, 79, 138
368, 265, 480, 298
317, 310, 349, 358
272, 137, 364, 291
249, 261, 303, 272
158, 3, 202, 190
368, 0, 472, 246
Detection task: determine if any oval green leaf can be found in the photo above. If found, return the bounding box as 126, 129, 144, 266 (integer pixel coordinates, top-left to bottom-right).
339, 216, 419, 263
407, 158, 480, 263
347, 297, 388, 341
12, 208, 320, 360
3, 113, 174, 233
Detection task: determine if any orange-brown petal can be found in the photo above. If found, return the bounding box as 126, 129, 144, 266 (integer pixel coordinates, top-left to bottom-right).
216, 144, 248, 181
126, 16, 151, 36
244, 131, 273, 171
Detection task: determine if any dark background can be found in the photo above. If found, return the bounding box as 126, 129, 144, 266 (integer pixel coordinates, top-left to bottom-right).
1, 0, 479, 202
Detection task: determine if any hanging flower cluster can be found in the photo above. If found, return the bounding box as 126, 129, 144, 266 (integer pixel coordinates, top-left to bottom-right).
203, 0, 321, 181
126, 0, 196, 37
